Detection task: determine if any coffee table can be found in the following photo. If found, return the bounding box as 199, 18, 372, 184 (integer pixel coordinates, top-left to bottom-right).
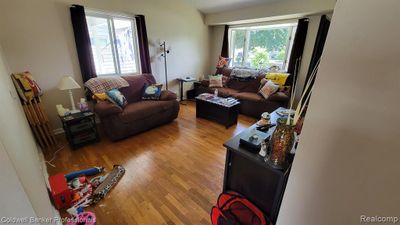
196, 93, 240, 128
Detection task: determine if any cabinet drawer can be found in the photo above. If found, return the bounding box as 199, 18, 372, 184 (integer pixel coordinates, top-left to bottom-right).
69, 120, 94, 133
72, 132, 97, 145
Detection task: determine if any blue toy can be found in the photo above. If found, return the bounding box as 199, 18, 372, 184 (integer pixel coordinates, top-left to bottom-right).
65, 167, 104, 181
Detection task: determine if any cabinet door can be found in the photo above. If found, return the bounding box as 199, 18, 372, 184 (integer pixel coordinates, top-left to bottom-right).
225, 150, 287, 223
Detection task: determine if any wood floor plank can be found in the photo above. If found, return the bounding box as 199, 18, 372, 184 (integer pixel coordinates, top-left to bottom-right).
45, 102, 254, 224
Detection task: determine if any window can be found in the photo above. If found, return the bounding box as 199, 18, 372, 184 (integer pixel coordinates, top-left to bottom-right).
230, 23, 297, 70
86, 11, 140, 76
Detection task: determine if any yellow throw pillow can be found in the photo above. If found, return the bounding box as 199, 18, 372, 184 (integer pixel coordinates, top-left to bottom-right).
92, 92, 108, 101
265, 72, 290, 86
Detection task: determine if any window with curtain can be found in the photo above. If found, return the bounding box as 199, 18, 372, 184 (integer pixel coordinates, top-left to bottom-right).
86, 11, 141, 76
229, 23, 297, 70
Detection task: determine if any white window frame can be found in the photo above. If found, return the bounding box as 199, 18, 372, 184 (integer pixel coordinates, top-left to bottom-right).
86, 10, 141, 76
229, 22, 297, 70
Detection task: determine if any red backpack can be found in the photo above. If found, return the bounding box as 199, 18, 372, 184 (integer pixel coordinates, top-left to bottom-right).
211, 191, 273, 225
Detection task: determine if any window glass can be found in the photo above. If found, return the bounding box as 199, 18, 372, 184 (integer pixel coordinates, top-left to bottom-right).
86, 12, 140, 76
113, 18, 138, 74
86, 16, 116, 75
230, 24, 296, 71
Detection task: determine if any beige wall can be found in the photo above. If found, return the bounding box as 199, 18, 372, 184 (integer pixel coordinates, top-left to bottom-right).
277, 0, 400, 224
0, 0, 209, 130
205, 0, 336, 25
0, 45, 55, 223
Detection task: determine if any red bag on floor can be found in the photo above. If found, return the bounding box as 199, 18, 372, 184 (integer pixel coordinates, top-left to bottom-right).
211, 191, 272, 225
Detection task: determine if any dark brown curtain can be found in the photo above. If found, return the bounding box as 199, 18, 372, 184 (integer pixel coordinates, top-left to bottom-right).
221, 25, 229, 57
135, 15, 152, 74
70, 5, 96, 83
286, 18, 309, 86
305, 15, 331, 86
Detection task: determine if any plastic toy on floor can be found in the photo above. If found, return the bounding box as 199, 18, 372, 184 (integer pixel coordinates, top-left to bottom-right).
65, 167, 104, 181
66, 211, 96, 225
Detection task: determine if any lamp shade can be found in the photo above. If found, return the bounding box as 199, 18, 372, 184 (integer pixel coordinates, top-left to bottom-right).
58, 76, 81, 90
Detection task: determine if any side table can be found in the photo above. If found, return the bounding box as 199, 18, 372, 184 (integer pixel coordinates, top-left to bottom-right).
177, 77, 197, 103
59, 111, 99, 149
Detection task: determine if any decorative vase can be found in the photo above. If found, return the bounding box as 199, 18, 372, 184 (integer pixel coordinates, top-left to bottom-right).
267, 117, 295, 169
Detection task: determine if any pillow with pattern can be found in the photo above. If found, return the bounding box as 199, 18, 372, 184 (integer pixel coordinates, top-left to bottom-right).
259, 80, 279, 99
265, 72, 290, 86
209, 75, 223, 88
216, 56, 231, 68
142, 84, 163, 100
106, 89, 128, 108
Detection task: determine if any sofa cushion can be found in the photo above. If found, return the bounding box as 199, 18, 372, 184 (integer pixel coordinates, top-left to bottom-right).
159, 90, 177, 101
232, 92, 263, 102
120, 74, 156, 103
227, 75, 264, 93
268, 92, 290, 102
119, 101, 175, 123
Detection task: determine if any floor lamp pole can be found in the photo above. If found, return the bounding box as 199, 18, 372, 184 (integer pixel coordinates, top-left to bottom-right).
161, 41, 169, 90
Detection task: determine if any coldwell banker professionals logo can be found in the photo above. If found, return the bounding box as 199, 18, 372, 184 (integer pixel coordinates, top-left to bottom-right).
360, 215, 400, 224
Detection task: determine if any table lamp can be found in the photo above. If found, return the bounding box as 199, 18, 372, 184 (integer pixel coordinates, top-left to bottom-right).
58, 76, 81, 113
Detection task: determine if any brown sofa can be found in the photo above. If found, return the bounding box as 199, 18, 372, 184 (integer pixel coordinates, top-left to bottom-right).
94, 74, 179, 141
195, 68, 290, 118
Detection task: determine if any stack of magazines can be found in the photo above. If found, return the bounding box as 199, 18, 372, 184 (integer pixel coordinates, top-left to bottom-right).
196, 93, 239, 107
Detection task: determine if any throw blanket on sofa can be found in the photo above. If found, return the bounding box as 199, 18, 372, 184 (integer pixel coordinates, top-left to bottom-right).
230, 68, 259, 80
85, 77, 129, 93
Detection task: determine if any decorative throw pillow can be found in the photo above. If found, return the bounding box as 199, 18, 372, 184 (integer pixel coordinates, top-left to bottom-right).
92, 92, 108, 101
209, 75, 223, 88
265, 72, 290, 86
259, 80, 279, 99
216, 56, 231, 68
106, 89, 127, 108
142, 84, 163, 100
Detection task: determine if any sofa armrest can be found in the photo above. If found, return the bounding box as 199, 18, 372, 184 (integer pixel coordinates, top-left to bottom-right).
94, 101, 123, 117
159, 90, 177, 101
268, 92, 290, 102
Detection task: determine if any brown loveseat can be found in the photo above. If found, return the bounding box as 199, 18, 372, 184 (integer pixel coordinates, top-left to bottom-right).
195, 68, 290, 118
94, 74, 179, 141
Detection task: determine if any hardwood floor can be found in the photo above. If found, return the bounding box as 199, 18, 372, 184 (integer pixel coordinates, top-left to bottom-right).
45, 101, 255, 225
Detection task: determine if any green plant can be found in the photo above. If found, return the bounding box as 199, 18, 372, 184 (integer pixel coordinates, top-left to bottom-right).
249, 47, 269, 68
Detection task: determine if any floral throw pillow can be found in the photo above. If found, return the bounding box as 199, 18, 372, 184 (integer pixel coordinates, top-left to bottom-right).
142, 84, 163, 100
216, 56, 231, 68
259, 80, 279, 99
209, 75, 223, 88
106, 89, 128, 108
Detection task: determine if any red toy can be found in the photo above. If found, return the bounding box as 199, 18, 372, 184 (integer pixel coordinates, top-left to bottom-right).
49, 173, 73, 209
211, 191, 272, 225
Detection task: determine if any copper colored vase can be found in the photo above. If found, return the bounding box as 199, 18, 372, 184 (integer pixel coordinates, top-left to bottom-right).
267, 118, 295, 169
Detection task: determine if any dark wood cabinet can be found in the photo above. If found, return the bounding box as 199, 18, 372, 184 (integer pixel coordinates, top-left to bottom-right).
222, 109, 291, 223
60, 111, 99, 149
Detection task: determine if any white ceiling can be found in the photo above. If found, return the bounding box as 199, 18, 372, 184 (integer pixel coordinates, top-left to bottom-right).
185, 0, 281, 14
